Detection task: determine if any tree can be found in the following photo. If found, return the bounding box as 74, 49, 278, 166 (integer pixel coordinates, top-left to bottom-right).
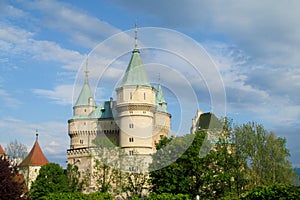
0, 157, 28, 200
5, 140, 28, 159
242, 184, 300, 200
150, 121, 248, 199
30, 163, 70, 199
92, 137, 122, 193
66, 164, 81, 192
121, 152, 150, 198
233, 122, 297, 188
150, 134, 197, 195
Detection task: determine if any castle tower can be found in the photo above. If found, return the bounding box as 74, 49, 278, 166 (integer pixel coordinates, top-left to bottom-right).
153, 84, 171, 149
19, 132, 49, 189
115, 26, 156, 156
69, 61, 97, 150
73, 62, 96, 117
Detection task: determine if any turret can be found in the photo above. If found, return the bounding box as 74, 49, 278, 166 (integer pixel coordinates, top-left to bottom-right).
73, 62, 96, 117
116, 25, 156, 155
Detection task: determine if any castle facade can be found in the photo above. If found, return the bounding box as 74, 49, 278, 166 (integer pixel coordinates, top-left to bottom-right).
67, 37, 171, 190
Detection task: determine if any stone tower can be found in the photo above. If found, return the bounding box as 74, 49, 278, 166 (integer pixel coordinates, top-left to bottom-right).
116, 47, 156, 157
19, 133, 49, 189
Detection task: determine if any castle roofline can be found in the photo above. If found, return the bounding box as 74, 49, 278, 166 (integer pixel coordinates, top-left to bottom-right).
19, 134, 49, 167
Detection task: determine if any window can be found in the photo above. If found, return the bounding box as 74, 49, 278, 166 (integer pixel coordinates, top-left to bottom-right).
129, 123, 134, 128
84, 109, 87, 112
144, 93, 146, 100
129, 150, 134, 156
130, 92, 132, 100
80, 139, 83, 144
129, 166, 135, 171
129, 137, 134, 142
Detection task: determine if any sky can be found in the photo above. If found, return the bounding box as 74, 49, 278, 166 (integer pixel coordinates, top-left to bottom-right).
0, 0, 300, 167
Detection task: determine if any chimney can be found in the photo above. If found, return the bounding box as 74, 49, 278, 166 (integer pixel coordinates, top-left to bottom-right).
110, 97, 113, 109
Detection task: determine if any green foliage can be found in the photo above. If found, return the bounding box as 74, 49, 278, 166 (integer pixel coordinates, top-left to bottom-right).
242, 184, 300, 199
42, 191, 113, 200
145, 193, 191, 200
150, 131, 237, 199
30, 163, 70, 200
92, 137, 122, 193
150, 120, 296, 199
233, 122, 297, 188
66, 164, 82, 191
117, 148, 150, 198
0, 157, 28, 200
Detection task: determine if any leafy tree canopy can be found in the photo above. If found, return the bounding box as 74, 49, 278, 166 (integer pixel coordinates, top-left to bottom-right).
30, 163, 70, 199
0, 157, 28, 200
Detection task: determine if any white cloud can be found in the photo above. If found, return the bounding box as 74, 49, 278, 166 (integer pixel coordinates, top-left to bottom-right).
33, 84, 75, 105
0, 117, 68, 164
22, 0, 121, 48
0, 22, 84, 67
111, 0, 300, 66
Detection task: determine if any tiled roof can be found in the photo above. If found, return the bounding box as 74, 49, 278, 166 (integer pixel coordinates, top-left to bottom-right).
0, 145, 5, 155
19, 139, 49, 167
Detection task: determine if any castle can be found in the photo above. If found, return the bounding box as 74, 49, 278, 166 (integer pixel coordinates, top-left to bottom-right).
67, 30, 171, 189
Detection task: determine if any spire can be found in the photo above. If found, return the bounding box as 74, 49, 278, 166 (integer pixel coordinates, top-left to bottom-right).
36, 129, 38, 141
156, 84, 166, 104
134, 21, 138, 49
75, 56, 96, 107
19, 132, 49, 167
156, 83, 167, 112
119, 23, 150, 87
84, 57, 89, 84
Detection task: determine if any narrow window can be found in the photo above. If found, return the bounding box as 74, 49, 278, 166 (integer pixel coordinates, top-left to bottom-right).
129, 137, 134, 142
129, 123, 134, 128
129, 150, 134, 156
130, 92, 132, 100
144, 92, 146, 100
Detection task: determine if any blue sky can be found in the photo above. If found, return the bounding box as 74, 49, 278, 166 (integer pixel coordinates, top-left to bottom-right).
1, 0, 300, 167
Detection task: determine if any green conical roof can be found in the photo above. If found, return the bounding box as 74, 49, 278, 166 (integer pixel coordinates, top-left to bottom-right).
120, 49, 151, 87
75, 72, 96, 107
156, 84, 167, 112
156, 84, 166, 104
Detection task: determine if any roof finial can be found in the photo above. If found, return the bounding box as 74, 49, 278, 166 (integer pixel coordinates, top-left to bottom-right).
84, 56, 89, 83
134, 21, 138, 49
35, 129, 39, 141
158, 73, 161, 84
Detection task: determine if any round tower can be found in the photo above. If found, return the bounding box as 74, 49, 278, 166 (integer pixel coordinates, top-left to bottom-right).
68, 65, 97, 150
116, 28, 156, 155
